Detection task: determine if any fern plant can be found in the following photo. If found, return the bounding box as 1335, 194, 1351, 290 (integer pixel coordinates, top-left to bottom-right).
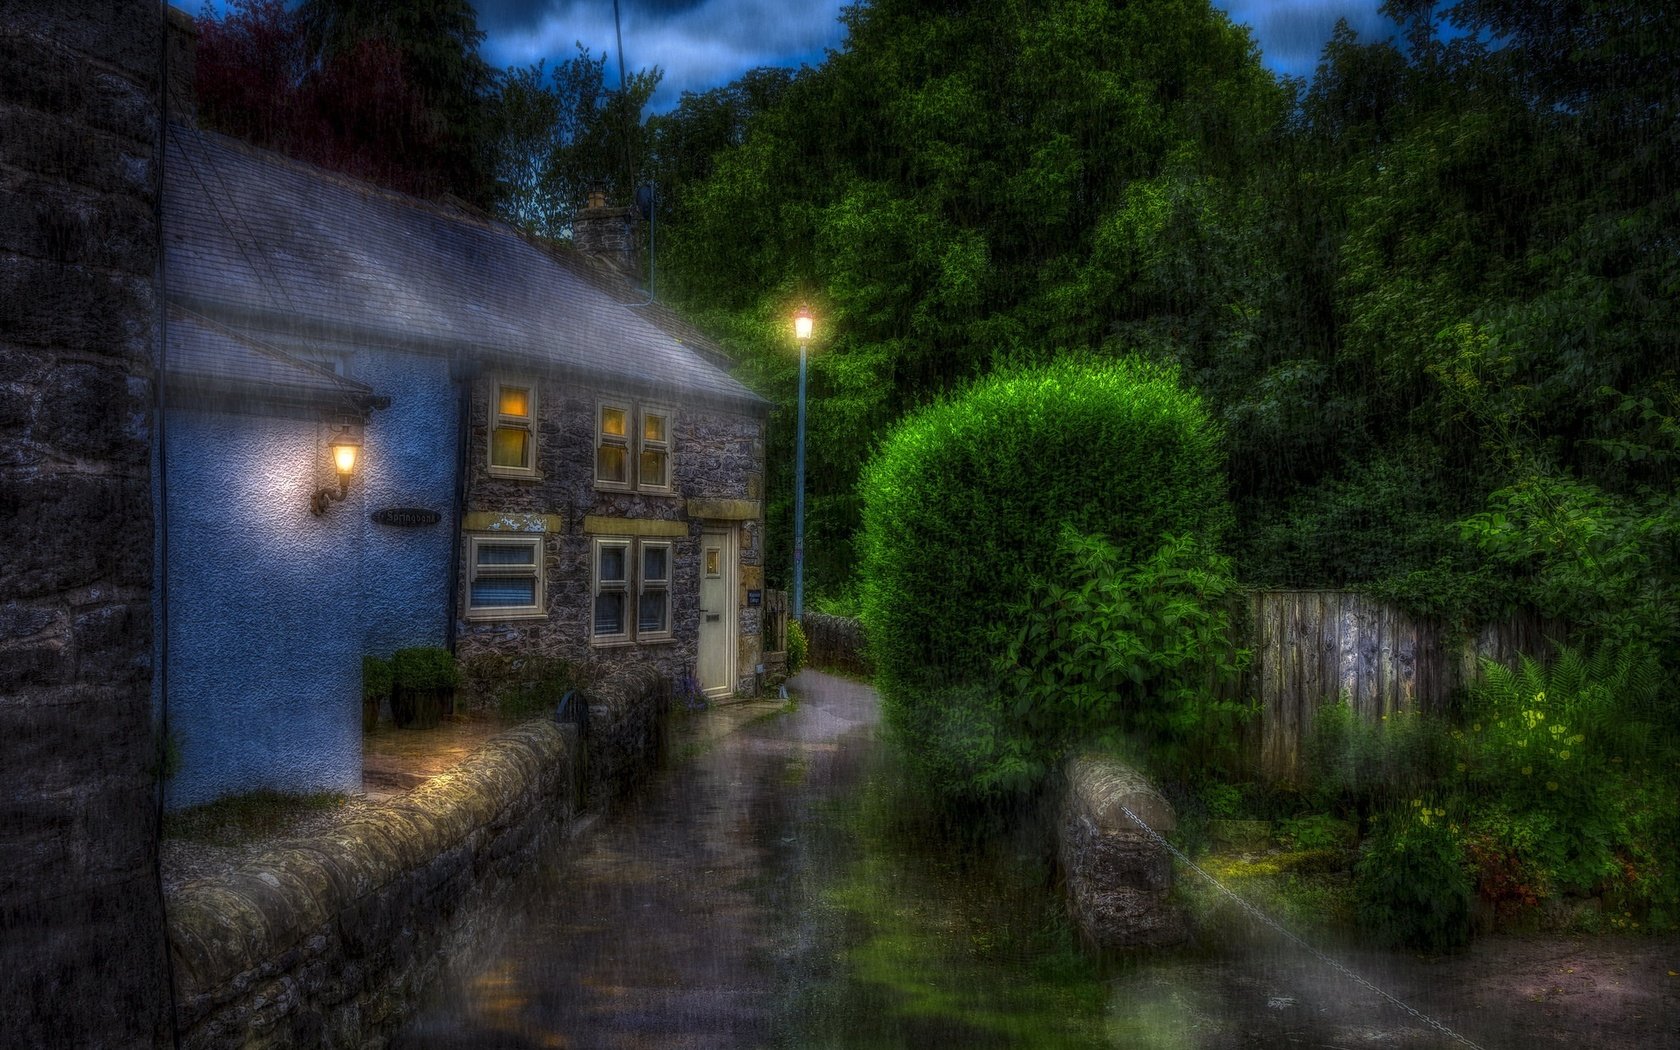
1461, 644, 1672, 899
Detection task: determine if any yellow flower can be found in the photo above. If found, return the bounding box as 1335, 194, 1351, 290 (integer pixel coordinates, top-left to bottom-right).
1522, 766, 1533, 776
1560, 750, 1571, 760
1535, 691, 1546, 702
1547, 781, 1559, 791
1456, 762, 1468, 772
1472, 723, 1482, 732
1412, 798, 1423, 807
1435, 808, 1446, 817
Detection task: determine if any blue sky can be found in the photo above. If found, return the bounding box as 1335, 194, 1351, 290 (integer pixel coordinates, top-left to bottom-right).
196, 1, 1400, 112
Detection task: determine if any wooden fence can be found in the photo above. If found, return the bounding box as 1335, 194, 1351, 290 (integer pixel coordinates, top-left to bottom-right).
1247, 591, 1564, 780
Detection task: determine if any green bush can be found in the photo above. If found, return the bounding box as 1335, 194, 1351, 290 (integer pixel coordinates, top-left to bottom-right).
995, 529, 1250, 783
786, 619, 808, 676
390, 647, 461, 691
858, 358, 1230, 799
1303, 697, 1454, 827
1355, 800, 1472, 951
362, 655, 393, 701
1461, 645, 1676, 913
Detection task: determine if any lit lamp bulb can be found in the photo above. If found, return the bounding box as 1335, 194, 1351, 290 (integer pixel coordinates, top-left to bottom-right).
794, 306, 813, 344
331, 437, 359, 478
312, 429, 363, 516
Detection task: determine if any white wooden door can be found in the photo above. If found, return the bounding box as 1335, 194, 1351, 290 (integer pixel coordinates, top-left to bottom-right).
697, 528, 736, 697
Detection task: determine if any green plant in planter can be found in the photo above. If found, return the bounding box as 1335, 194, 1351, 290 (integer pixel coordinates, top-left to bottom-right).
390, 647, 460, 729
362, 655, 392, 732
786, 619, 808, 676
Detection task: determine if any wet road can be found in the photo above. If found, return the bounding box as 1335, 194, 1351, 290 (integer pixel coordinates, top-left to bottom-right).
394, 671, 1679, 1050
395, 671, 883, 1049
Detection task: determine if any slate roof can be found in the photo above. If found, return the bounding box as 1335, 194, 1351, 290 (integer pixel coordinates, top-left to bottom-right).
165, 306, 372, 410
163, 126, 764, 411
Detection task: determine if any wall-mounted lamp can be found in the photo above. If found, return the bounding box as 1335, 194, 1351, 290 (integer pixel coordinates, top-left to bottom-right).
310, 427, 362, 516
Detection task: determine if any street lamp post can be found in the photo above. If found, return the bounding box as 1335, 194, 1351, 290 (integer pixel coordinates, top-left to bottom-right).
792, 306, 812, 620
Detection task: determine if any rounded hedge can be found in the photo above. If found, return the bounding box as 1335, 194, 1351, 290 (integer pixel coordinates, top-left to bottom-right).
858, 357, 1230, 795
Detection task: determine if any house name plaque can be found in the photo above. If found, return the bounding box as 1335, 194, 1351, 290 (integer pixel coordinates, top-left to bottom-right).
371, 507, 441, 528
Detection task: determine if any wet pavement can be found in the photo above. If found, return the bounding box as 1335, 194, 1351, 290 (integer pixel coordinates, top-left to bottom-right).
393, 671, 1679, 1050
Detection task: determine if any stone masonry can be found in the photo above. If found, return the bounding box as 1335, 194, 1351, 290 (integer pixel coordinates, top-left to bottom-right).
457, 374, 767, 694
0, 2, 173, 1047
1058, 753, 1187, 950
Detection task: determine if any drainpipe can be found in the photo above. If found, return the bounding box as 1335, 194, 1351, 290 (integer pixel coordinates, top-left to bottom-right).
445, 373, 470, 653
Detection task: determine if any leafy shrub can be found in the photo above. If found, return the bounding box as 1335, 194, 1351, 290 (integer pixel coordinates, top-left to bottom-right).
1461, 645, 1674, 902
1303, 697, 1454, 827
859, 358, 1229, 799
389, 647, 461, 691
994, 529, 1250, 783
1355, 800, 1472, 951
1276, 813, 1356, 852
786, 618, 808, 676
362, 655, 393, 702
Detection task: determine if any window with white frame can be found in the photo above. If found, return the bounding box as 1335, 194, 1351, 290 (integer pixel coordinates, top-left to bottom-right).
489, 379, 537, 477
594, 400, 673, 492
592, 537, 673, 643
466, 534, 544, 618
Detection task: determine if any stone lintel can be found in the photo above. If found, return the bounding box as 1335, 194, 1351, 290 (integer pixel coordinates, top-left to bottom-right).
583, 515, 688, 537
685, 498, 762, 521
463, 511, 563, 533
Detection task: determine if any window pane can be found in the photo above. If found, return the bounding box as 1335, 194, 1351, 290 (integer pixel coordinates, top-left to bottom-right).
594, 591, 625, 635
638, 448, 666, 488
643, 412, 666, 443
491, 426, 529, 468
470, 577, 536, 607
601, 405, 626, 437
638, 589, 668, 632
498, 386, 530, 418
597, 444, 627, 483
642, 544, 668, 583
477, 542, 535, 566
704, 548, 721, 577
598, 544, 627, 582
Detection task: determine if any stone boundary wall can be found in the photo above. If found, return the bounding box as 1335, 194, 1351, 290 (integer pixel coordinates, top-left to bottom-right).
166, 668, 670, 1048
802, 612, 871, 675
0, 5, 173, 1047
1057, 754, 1185, 951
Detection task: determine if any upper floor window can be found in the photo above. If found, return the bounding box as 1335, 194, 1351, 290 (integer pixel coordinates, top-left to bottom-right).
489, 379, 538, 478
595, 399, 673, 492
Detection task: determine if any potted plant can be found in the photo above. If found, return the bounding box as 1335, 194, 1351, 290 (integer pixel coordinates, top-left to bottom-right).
362, 655, 392, 732
389, 647, 460, 729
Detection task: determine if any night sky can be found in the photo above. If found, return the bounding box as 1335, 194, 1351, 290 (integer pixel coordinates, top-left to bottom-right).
198, 1, 1400, 111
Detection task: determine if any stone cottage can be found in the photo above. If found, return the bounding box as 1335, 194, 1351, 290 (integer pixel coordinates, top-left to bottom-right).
160, 123, 767, 808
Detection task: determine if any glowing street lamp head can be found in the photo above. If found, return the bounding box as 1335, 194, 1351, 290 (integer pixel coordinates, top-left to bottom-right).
329, 433, 361, 478
793, 305, 813, 344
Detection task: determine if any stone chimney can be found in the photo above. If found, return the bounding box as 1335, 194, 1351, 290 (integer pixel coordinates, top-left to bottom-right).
166, 4, 197, 124
572, 193, 640, 279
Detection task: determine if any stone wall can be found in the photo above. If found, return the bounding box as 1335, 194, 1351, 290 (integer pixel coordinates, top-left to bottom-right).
0, 3, 173, 1047
1058, 754, 1186, 951
802, 612, 871, 675
165, 668, 669, 1048
456, 373, 765, 694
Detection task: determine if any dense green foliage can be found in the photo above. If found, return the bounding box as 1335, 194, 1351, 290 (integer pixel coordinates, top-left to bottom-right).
389, 646, 461, 692
858, 359, 1230, 797
997, 531, 1249, 779
1355, 800, 1473, 951
785, 619, 808, 678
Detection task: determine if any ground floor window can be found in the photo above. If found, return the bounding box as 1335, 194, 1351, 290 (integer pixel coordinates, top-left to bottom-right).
466, 534, 544, 619
593, 537, 673, 643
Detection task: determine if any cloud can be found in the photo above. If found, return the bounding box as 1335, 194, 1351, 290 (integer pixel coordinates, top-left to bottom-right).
480, 0, 849, 110
1216, 0, 1399, 76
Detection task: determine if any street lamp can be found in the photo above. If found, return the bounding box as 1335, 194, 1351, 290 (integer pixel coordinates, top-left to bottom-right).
792, 305, 812, 619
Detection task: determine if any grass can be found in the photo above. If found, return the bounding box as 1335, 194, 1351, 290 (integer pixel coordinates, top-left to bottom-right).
163, 789, 348, 846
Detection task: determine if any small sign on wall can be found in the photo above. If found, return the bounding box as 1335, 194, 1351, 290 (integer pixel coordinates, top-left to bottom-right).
371, 507, 441, 528
747, 589, 762, 607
